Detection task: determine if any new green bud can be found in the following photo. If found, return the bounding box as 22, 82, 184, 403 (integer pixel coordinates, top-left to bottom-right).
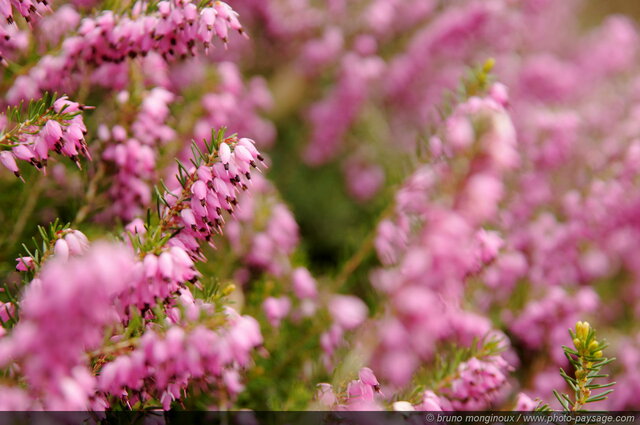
222, 283, 236, 296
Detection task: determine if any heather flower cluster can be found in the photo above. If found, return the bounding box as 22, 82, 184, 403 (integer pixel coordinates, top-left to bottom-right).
0, 0, 639, 414
0, 95, 88, 178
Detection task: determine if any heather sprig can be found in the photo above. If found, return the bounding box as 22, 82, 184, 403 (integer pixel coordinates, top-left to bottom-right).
391, 337, 505, 409
437, 58, 498, 121
0, 94, 90, 176
552, 322, 616, 411
156, 129, 264, 254
1, 93, 84, 145
429, 335, 506, 390
14, 218, 89, 276
6, 0, 246, 102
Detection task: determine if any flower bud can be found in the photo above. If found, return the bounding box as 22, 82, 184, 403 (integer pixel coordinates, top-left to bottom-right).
222, 283, 236, 296
54, 238, 69, 261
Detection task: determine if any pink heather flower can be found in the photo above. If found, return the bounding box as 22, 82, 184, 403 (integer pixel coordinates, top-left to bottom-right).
299, 26, 344, 74
316, 383, 337, 407
457, 173, 504, 224
489, 82, 509, 107
446, 114, 474, 151
125, 218, 146, 235
63, 230, 90, 256
219, 142, 231, 165
53, 238, 70, 261
291, 267, 317, 299
442, 356, 510, 410
0, 151, 20, 178
0, 242, 136, 409
266, 205, 299, 252
343, 157, 385, 202
475, 229, 503, 265
0, 301, 15, 323
42, 120, 63, 147
358, 367, 380, 388
99, 308, 262, 409
483, 251, 527, 290
262, 296, 291, 327
12, 144, 35, 162
37, 5, 81, 47
328, 295, 368, 330
15, 256, 34, 271
0, 386, 32, 410
415, 390, 446, 411
320, 323, 344, 364
346, 379, 374, 403
375, 219, 408, 266
118, 245, 199, 315
515, 393, 538, 411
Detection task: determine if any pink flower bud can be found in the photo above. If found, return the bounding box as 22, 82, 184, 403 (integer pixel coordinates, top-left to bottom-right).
144, 254, 158, 279
180, 208, 197, 229
64, 233, 84, 255
34, 136, 49, 160
12, 145, 35, 161
125, 218, 146, 235
347, 380, 374, 402
233, 145, 253, 163
15, 256, 35, 271
329, 295, 368, 330
191, 180, 207, 200
514, 393, 537, 411
263, 296, 291, 327
169, 246, 193, 268
316, 383, 337, 407
158, 251, 174, 280
292, 267, 318, 299
64, 123, 84, 144
218, 142, 231, 164
0, 151, 20, 176
358, 367, 379, 387
54, 238, 69, 261
42, 120, 63, 147
53, 96, 81, 113
200, 7, 217, 29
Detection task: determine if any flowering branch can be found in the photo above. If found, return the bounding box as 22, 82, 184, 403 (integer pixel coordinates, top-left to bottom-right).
135, 129, 264, 258
15, 218, 89, 275
0, 94, 90, 178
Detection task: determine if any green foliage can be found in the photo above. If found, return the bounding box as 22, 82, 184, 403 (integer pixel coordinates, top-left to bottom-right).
551, 321, 616, 411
